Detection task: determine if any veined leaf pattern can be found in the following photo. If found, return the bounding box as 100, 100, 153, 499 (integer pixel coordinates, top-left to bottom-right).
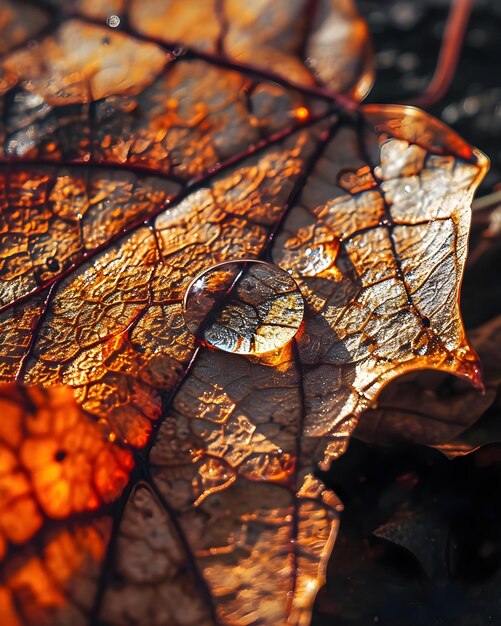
0, 1, 488, 625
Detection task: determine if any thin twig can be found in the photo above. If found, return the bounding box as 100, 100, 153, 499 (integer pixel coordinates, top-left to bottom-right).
407, 0, 474, 109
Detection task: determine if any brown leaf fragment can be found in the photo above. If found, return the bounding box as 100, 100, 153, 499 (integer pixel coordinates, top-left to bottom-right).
0, 55, 315, 177
0, 167, 179, 307
149, 347, 341, 625
0, 130, 321, 445
356, 190, 501, 452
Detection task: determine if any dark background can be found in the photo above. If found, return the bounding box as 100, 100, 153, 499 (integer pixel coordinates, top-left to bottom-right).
313, 2, 501, 624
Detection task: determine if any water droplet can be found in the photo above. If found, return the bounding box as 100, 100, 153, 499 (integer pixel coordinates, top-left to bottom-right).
106, 14, 121, 28
290, 240, 341, 279
183, 260, 304, 355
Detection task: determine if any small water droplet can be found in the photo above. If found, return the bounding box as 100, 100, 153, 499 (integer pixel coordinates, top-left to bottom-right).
106, 14, 121, 28
300, 240, 340, 278
379, 216, 392, 227
183, 260, 304, 355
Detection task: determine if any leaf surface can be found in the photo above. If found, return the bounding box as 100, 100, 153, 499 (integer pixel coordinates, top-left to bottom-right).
0, 2, 488, 625
355, 318, 501, 449
356, 196, 501, 452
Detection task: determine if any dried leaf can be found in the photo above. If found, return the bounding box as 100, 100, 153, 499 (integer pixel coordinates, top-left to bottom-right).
356, 197, 501, 452
355, 317, 501, 448
373, 504, 450, 581
0, 2, 488, 625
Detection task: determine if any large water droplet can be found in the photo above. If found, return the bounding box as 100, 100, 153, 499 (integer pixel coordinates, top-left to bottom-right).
183, 260, 304, 355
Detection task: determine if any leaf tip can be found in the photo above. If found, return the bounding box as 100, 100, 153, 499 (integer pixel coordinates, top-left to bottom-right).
452, 344, 485, 392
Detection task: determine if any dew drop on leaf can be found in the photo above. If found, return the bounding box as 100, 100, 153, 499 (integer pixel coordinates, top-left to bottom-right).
183, 260, 304, 355
106, 14, 120, 28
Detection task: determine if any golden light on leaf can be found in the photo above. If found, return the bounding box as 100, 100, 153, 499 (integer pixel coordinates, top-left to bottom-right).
0, 1, 490, 625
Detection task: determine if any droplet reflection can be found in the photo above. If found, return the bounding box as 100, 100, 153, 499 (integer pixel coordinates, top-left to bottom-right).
106, 14, 121, 28
183, 260, 304, 355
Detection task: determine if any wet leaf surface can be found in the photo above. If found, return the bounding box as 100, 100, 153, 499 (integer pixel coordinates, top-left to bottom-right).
0, 1, 491, 625
355, 193, 501, 453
